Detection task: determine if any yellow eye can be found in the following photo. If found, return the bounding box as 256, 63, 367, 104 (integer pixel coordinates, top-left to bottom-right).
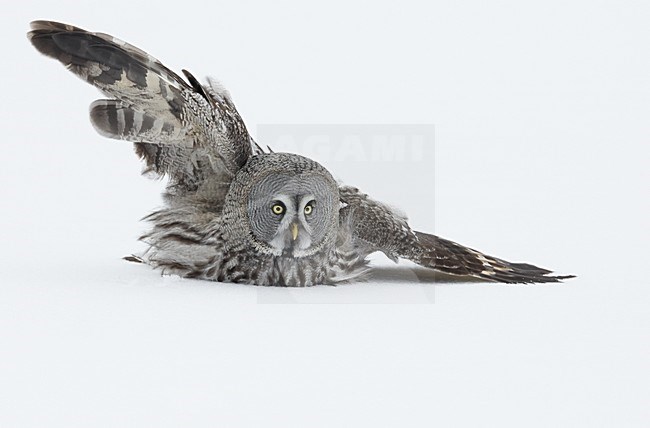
304, 204, 314, 215
272, 203, 285, 215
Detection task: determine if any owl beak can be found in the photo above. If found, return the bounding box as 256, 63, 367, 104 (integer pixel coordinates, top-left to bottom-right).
291, 223, 299, 241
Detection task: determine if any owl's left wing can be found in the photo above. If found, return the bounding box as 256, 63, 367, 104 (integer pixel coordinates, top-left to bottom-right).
339, 186, 574, 284
28, 20, 253, 193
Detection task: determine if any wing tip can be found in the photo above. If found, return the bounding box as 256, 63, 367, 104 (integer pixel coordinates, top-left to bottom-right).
29, 20, 79, 31
413, 231, 576, 285
481, 270, 576, 284
27, 20, 84, 49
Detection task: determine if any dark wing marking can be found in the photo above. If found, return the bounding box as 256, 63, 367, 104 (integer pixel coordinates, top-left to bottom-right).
182, 69, 215, 107
409, 232, 575, 284
29, 20, 187, 128
28, 20, 253, 193
339, 186, 574, 284
88, 99, 183, 143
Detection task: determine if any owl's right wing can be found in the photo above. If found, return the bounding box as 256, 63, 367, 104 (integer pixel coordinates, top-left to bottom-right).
339, 186, 574, 284
28, 20, 253, 193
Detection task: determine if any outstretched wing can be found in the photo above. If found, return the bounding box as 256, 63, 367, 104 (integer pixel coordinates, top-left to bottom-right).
339, 186, 574, 284
28, 20, 253, 193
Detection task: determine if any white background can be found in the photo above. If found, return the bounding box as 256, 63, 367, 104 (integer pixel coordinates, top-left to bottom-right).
1, 1, 648, 426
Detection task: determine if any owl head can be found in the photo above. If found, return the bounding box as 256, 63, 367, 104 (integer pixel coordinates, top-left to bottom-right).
222, 153, 340, 257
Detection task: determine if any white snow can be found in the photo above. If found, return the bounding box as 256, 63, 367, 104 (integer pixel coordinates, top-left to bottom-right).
2, 1, 649, 427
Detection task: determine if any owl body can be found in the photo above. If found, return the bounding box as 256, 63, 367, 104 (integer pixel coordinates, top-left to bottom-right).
28, 21, 573, 285
142, 152, 369, 286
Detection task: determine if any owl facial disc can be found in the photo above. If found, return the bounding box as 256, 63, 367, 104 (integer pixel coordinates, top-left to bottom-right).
245, 165, 339, 258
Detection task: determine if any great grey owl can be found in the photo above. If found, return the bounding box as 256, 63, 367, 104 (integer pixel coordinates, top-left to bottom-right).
28, 20, 573, 286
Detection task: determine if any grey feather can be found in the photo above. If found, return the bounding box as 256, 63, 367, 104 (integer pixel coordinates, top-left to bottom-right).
28, 20, 253, 195
28, 20, 574, 286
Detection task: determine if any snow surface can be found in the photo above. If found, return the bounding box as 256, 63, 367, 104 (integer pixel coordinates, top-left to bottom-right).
2, 1, 649, 427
